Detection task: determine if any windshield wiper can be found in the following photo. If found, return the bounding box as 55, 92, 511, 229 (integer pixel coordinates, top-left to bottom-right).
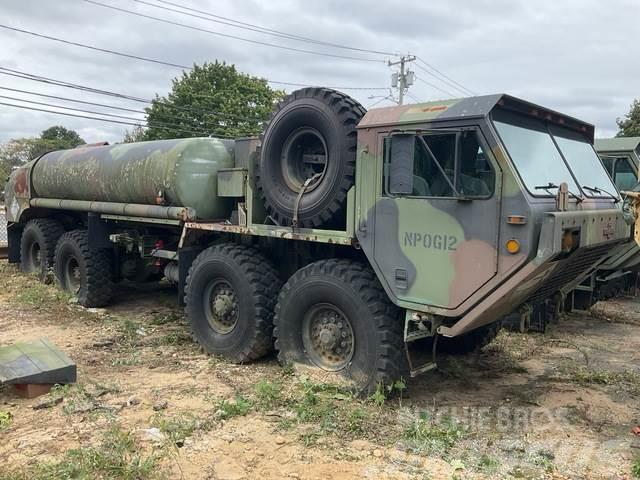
534, 182, 583, 203
581, 185, 620, 203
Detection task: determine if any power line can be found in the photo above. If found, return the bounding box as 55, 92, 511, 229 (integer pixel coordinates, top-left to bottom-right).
0, 23, 189, 69
415, 76, 457, 99
0, 24, 388, 92
82, 0, 384, 63
0, 97, 234, 137
405, 92, 425, 104
0, 94, 146, 122
415, 57, 475, 96
0, 100, 237, 138
0, 85, 145, 114
134, 0, 399, 57
0, 67, 268, 122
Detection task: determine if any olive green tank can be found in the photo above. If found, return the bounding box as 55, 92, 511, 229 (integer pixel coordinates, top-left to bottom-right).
31, 137, 235, 220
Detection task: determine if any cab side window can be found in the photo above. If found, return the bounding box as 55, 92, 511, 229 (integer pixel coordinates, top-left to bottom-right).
612, 158, 637, 191
385, 130, 494, 198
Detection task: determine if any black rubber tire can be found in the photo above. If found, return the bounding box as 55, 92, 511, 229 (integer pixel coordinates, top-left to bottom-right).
20, 218, 65, 281
256, 87, 366, 228
439, 321, 502, 355
185, 243, 281, 363
274, 259, 403, 394
54, 230, 113, 307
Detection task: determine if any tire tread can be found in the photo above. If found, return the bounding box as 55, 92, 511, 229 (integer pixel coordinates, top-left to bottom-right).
184, 243, 281, 363
274, 259, 403, 392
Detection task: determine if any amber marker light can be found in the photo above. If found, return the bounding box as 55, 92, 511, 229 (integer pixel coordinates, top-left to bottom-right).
506, 239, 520, 254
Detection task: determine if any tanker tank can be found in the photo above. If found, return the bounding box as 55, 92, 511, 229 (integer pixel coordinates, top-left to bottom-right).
31, 137, 235, 220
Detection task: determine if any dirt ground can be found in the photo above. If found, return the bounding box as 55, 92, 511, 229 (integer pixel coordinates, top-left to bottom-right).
0, 261, 639, 480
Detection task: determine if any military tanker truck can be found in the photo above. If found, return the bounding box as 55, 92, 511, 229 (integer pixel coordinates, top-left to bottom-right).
4, 88, 629, 392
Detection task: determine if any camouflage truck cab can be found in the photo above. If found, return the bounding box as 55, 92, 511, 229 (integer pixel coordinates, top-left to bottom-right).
4, 89, 629, 391
355, 95, 628, 336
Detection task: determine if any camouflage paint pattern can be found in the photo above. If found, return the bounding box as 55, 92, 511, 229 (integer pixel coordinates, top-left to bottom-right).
30, 137, 235, 220
5, 93, 630, 339
355, 95, 627, 335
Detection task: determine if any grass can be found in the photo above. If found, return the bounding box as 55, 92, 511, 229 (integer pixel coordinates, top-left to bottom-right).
632, 457, 640, 479
253, 379, 284, 410
150, 412, 202, 444
150, 311, 182, 326
0, 410, 12, 431
0, 424, 162, 480
14, 282, 72, 308
48, 382, 121, 416
403, 411, 466, 457
214, 395, 253, 420
554, 360, 640, 394
477, 454, 500, 474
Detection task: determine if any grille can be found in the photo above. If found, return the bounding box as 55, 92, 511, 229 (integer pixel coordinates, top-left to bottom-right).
525, 243, 614, 305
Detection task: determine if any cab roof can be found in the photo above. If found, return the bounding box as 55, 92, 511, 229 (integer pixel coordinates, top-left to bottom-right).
358, 93, 595, 142
595, 137, 640, 153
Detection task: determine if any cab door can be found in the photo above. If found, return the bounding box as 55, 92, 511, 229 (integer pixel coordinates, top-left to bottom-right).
369, 127, 502, 310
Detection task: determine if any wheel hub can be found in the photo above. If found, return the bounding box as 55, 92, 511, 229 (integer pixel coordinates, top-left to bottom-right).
204, 280, 238, 334
29, 242, 42, 270
303, 303, 354, 371
281, 127, 328, 192
64, 256, 81, 294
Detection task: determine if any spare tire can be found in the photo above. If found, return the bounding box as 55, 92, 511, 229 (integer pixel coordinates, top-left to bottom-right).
257, 88, 366, 228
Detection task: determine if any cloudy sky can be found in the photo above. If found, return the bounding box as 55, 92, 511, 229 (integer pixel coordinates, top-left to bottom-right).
0, 0, 638, 143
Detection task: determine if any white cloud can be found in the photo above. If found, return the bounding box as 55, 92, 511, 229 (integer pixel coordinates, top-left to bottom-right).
0, 0, 637, 143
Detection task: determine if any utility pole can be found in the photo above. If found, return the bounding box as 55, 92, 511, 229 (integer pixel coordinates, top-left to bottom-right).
388, 55, 416, 105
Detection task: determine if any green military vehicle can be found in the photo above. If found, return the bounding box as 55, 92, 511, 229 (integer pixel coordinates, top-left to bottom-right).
4, 88, 629, 392
558, 137, 640, 308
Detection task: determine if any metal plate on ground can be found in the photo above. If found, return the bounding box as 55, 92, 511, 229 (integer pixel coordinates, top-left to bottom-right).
0, 338, 76, 384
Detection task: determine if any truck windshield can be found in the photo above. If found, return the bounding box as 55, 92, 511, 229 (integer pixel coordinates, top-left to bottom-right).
494, 120, 579, 194
552, 133, 619, 198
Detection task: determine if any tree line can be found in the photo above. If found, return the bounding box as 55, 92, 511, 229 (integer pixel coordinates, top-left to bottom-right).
1, 60, 639, 189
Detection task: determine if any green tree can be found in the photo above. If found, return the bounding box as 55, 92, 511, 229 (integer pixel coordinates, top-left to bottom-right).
144, 61, 283, 140
617, 99, 640, 137
40, 125, 85, 148
122, 125, 147, 143
0, 126, 85, 182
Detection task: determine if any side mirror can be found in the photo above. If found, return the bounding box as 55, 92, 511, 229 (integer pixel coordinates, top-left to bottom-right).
388, 134, 414, 195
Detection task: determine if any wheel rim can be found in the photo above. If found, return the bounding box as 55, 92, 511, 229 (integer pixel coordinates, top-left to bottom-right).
64, 256, 81, 294
28, 241, 42, 271
302, 303, 354, 371
203, 279, 239, 334
281, 127, 328, 192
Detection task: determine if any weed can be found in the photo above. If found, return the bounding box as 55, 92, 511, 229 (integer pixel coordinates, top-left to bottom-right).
531, 449, 555, 473
15, 283, 71, 308
477, 454, 500, 474
120, 318, 141, 343
299, 430, 321, 447
632, 457, 640, 479
555, 360, 640, 394
49, 382, 120, 417
403, 411, 465, 457
155, 332, 192, 346
150, 412, 201, 444
369, 383, 387, 407
344, 407, 369, 435
295, 380, 337, 427
112, 351, 142, 367
0, 424, 161, 479
214, 395, 253, 420
0, 410, 12, 430
150, 311, 181, 325
368, 379, 407, 407
254, 380, 284, 410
